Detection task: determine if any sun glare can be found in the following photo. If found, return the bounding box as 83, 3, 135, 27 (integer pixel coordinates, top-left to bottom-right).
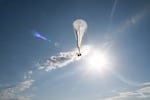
86, 48, 109, 73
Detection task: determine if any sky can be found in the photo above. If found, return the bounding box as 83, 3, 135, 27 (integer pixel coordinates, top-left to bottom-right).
0, 0, 150, 100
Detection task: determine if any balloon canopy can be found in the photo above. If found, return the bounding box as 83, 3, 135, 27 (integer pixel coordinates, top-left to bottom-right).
73, 19, 88, 56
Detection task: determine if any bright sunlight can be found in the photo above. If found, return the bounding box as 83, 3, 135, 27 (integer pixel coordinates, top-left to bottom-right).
84, 47, 110, 73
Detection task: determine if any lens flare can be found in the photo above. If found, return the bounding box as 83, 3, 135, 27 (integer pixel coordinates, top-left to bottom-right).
32, 31, 61, 48
33, 32, 48, 41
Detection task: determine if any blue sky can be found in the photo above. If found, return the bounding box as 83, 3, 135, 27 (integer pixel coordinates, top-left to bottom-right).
0, 0, 150, 100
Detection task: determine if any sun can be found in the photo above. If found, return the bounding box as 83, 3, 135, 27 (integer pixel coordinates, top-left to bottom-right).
85, 48, 109, 73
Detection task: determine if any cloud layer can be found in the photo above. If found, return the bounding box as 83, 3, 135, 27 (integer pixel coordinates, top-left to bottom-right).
0, 79, 34, 100
103, 82, 150, 100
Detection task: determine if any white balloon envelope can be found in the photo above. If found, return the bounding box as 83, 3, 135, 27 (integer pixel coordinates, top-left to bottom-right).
73, 19, 87, 56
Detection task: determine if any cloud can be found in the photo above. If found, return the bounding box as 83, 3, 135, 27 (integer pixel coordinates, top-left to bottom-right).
37, 45, 90, 71
110, 0, 118, 19
0, 79, 34, 100
103, 5, 150, 59
17, 79, 34, 92
104, 4, 150, 43
103, 82, 150, 100
107, 0, 118, 33
131, 6, 150, 24
116, 5, 150, 33
141, 82, 150, 86
24, 70, 33, 79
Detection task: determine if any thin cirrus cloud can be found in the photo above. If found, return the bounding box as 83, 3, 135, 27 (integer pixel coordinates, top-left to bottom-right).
102, 4, 150, 58
105, 4, 150, 40
115, 5, 150, 33
103, 82, 150, 100
0, 79, 34, 100
107, 0, 118, 32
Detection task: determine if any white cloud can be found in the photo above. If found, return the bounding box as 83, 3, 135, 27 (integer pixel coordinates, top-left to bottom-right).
0, 79, 34, 100
131, 6, 150, 24
24, 70, 33, 79
141, 82, 150, 86
17, 79, 34, 92
110, 0, 117, 19
37, 45, 90, 71
103, 82, 150, 100
137, 87, 150, 94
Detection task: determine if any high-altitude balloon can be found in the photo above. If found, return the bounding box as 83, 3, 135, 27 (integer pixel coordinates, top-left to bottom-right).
73, 19, 87, 56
